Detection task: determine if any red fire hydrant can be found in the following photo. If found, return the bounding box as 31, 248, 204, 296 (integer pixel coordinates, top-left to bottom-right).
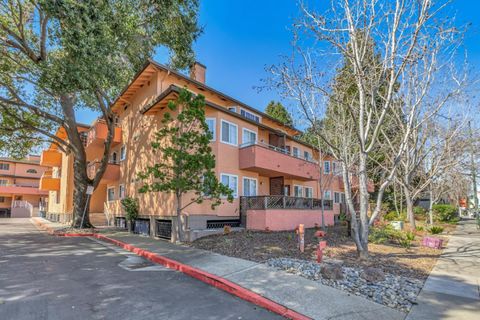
314, 231, 327, 263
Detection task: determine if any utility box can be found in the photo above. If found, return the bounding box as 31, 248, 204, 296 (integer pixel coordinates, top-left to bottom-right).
390, 221, 404, 230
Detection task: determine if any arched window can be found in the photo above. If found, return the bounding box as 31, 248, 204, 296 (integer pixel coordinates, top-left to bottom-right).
26, 169, 37, 174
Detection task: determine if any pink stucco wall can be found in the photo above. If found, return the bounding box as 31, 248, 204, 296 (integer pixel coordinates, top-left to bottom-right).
246, 209, 335, 231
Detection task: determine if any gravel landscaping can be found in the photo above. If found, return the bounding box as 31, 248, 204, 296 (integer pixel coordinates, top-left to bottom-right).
267, 258, 423, 313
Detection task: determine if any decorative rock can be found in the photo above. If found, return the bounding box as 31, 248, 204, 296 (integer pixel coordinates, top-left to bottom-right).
361, 267, 386, 282
266, 258, 423, 313
320, 264, 344, 280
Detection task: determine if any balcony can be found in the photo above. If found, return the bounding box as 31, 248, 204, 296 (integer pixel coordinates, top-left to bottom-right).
85, 119, 122, 148
0, 184, 48, 195
40, 149, 62, 167
39, 171, 60, 191
239, 142, 320, 181
339, 176, 375, 193
87, 160, 120, 183
241, 195, 334, 231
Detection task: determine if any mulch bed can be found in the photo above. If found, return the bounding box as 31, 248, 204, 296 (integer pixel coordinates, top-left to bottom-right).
190, 221, 456, 281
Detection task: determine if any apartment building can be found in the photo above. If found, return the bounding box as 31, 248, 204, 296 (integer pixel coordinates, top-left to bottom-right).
41, 60, 371, 240
0, 155, 49, 218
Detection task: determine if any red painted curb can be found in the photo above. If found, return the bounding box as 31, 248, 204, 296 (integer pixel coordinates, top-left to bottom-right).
92, 234, 312, 320
30, 218, 311, 320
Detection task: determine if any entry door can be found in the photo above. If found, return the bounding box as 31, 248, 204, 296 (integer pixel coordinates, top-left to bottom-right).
284, 185, 291, 196
269, 177, 284, 195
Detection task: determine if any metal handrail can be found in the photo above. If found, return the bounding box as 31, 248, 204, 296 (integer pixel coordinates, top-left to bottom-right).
241, 195, 333, 211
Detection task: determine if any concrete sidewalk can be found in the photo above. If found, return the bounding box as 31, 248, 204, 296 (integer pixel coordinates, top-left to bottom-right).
407, 219, 480, 320
100, 231, 404, 320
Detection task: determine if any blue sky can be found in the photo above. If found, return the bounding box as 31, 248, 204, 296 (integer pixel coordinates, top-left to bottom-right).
76, 0, 480, 125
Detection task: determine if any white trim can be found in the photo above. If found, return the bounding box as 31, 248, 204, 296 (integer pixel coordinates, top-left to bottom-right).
293, 184, 303, 197
242, 128, 257, 145
220, 119, 238, 146
107, 187, 116, 202
334, 191, 340, 204
323, 161, 331, 174
120, 145, 126, 161
304, 186, 313, 198
228, 106, 237, 112
292, 146, 300, 158
242, 176, 258, 196
239, 108, 261, 123
323, 190, 332, 200
220, 173, 239, 198
119, 184, 125, 200
206, 117, 216, 141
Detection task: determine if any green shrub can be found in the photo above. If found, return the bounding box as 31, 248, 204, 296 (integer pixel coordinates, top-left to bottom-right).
369, 225, 402, 244
429, 226, 444, 234
432, 204, 457, 222
121, 197, 139, 222
414, 206, 426, 217
383, 211, 406, 221
415, 225, 424, 231
405, 231, 416, 241
398, 237, 413, 249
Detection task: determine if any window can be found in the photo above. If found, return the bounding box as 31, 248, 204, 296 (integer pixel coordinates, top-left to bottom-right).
221, 120, 238, 146
0, 197, 4, 203
341, 193, 346, 204
0, 179, 8, 186
292, 147, 300, 158
119, 185, 125, 199
242, 128, 257, 145
240, 108, 260, 123
111, 152, 118, 164
305, 187, 313, 198
243, 177, 257, 196
304, 151, 312, 161
334, 192, 340, 204
324, 161, 331, 174
0, 163, 9, 170
120, 145, 126, 161
107, 187, 115, 202
221, 174, 238, 198
323, 190, 332, 200
294, 185, 303, 197
228, 106, 237, 113
206, 118, 216, 141
26, 169, 37, 174
332, 161, 341, 175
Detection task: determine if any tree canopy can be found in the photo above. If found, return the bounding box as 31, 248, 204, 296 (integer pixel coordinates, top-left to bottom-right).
265, 101, 293, 126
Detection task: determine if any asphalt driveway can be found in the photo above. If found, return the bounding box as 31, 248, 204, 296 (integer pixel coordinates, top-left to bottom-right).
0, 218, 282, 320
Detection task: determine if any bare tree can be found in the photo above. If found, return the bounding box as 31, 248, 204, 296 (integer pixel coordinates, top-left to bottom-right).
267, 0, 464, 259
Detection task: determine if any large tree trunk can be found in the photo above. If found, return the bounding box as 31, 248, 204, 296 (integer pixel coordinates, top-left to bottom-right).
404, 188, 416, 229
71, 156, 92, 228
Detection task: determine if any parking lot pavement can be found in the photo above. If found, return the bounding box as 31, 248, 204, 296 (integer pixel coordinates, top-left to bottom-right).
0, 219, 283, 320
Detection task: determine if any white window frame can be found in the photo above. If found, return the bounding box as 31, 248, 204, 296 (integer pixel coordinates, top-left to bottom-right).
220, 119, 238, 146
242, 177, 258, 196
228, 106, 237, 113
324, 161, 331, 174
341, 193, 346, 204
292, 147, 300, 158
304, 151, 312, 161
220, 173, 238, 198
334, 192, 340, 204
293, 185, 303, 197
332, 161, 342, 175
323, 190, 332, 200
240, 108, 261, 123
0, 179, 8, 186
119, 184, 125, 200
206, 118, 216, 141
120, 145, 126, 161
305, 187, 313, 198
242, 128, 257, 145
107, 187, 116, 202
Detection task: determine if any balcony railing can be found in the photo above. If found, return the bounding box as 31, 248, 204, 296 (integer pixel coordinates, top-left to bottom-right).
39, 171, 60, 191
241, 195, 333, 211
239, 141, 318, 164
87, 160, 120, 183
40, 149, 62, 167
